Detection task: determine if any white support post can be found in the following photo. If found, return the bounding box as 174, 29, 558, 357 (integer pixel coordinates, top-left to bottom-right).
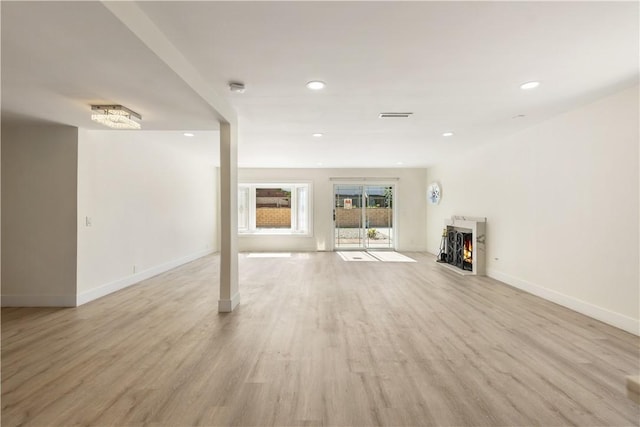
218, 121, 239, 312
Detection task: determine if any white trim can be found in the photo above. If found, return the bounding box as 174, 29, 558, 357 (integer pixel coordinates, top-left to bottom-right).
331, 182, 397, 251
218, 291, 240, 312
238, 182, 313, 236
1, 294, 76, 307
330, 177, 399, 181
76, 249, 214, 306
239, 229, 311, 236
487, 268, 639, 336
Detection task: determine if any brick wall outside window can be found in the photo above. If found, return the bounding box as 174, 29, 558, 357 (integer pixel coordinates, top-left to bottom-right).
256, 207, 291, 228
335, 208, 393, 228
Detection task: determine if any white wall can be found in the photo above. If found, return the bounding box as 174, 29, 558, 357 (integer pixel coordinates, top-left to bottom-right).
426, 85, 639, 334
77, 130, 217, 304
238, 168, 427, 252
1, 124, 78, 306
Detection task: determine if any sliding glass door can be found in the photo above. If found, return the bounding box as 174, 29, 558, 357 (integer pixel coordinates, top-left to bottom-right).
334, 184, 394, 250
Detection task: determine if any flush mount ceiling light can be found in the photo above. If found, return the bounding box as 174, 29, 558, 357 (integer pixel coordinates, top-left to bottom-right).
312, 133, 324, 137
520, 81, 540, 90
91, 105, 141, 129
442, 131, 454, 137
306, 80, 326, 90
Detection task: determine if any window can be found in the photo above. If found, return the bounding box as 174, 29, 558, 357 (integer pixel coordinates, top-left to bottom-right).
238, 183, 311, 235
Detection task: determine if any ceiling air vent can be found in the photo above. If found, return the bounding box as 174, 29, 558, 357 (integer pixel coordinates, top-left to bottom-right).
379, 112, 413, 118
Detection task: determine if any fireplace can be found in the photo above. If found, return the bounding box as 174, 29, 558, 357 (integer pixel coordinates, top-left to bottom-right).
439, 216, 486, 275
446, 229, 472, 271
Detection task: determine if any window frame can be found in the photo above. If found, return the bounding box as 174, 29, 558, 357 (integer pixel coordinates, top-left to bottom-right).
238, 182, 313, 236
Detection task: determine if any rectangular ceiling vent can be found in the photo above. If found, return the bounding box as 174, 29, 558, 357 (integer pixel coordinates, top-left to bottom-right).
379, 112, 413, 118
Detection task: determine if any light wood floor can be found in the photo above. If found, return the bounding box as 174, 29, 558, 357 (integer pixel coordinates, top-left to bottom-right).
2, 252, 639, 426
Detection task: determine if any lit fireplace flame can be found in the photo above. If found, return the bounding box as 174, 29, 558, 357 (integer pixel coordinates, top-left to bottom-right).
463, 240, 473, 264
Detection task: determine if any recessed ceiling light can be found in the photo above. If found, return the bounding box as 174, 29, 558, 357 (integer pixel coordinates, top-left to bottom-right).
442, 132, 454, 137
183, 132, 195, 137
306, 81, 326, 90
312, 133, 324, 137
316, 162, 323, 166
396, 161, 404, 165
520, 81, 540, 90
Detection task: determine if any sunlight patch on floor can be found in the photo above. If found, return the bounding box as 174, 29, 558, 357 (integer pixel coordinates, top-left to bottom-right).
337, 251, 379, 262
337, 251, 416, 263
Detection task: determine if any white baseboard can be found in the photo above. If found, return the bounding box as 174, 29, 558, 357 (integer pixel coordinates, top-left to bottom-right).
487, 268, 639, 336
218, 291, 240, 313
76, 249, 214, 306
1, 294, 76, 307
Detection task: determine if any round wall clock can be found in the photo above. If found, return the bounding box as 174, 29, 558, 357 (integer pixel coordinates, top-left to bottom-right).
428, 182, 441, 205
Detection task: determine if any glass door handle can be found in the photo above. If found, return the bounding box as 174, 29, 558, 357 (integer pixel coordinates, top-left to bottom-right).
333, 209, 336, 221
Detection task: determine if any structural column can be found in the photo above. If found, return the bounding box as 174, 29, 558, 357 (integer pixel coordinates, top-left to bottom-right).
102, 1, 241, 313
218, 121, 239, 312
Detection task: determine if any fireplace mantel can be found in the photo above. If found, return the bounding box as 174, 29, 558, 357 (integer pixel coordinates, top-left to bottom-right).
440, 216, 487, 276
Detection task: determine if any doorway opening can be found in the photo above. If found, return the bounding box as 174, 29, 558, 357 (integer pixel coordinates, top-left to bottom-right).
333, 184, 395, 250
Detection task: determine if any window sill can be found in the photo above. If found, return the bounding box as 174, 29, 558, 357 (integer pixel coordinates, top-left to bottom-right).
239, 230, 311, 237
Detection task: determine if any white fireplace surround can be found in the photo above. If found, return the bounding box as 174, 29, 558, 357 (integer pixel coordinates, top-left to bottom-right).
441, 216, 487, 276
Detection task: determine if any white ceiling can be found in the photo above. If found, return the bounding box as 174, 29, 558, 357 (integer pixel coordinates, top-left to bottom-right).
2, 1, 638, 168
